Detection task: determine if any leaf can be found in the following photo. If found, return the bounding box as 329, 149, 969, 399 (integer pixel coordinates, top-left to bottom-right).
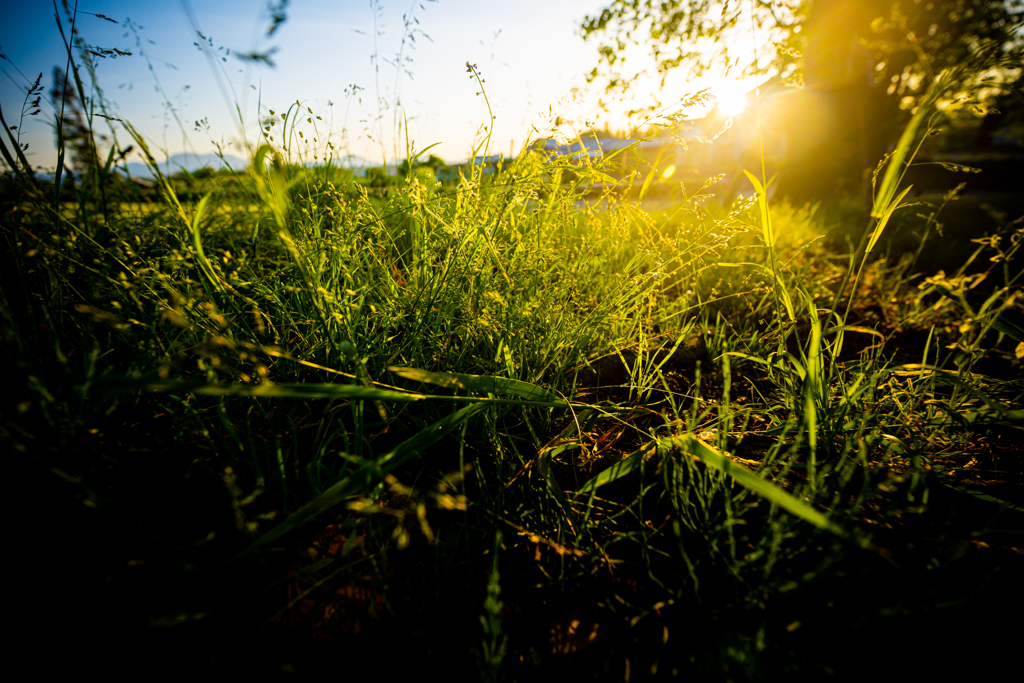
723, 351, 790, 375
742, 169, 774, 248
109, 377, 426, 402
574, 442, 656, 500
660, 435, 845, 536
826, 325, 886, 341
408, 141, 443, 168
638, 145, 665, 202
866, 185, 912, 253
191, 191, 226, 294
803, 315, 822, 488
872, 96, 929, 217
923, 407, 1024, 426
389, 367, 566, 404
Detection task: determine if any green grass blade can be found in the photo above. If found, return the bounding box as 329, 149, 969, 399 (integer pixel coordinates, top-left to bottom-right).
638, 145, 665, 202
389, 366, 566, 404
923, 407, 1024, 426
804, 314, 822, 491
191, 191, 227, 294
109, 378, 426, 402
866, 185, 912, 254
573, 442, 656, 500
723, 351, 790, 375
742, 169, 774, 248
872, 101, 929, 218
660, 435, 845, 536
408, 141, 443, 168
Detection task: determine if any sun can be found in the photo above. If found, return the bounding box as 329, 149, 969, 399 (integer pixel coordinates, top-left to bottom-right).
712, 82, 748, 118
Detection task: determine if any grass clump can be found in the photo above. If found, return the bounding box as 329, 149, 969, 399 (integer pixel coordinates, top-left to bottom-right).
3, 25, 1023, 683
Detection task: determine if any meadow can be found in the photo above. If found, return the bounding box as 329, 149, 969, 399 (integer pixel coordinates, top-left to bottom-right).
3, 37, 1023, 681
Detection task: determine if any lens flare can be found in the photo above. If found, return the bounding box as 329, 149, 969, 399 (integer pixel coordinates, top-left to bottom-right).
713, 83, 748, 118
661, 164, 676, 180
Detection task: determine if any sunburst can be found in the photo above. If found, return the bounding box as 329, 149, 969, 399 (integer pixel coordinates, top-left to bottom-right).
712, 82, 749, 118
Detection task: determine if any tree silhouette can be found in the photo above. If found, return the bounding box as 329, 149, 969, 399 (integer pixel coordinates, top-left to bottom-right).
582, 0, 1024, 201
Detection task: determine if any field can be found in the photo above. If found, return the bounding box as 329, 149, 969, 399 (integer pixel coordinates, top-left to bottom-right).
3, 45, 1024, 682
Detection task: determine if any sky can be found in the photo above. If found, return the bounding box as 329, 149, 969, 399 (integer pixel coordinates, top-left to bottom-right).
0, 0, 758, 169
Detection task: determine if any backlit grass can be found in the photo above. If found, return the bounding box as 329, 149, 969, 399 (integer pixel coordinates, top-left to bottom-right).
2, 32, 1022, 682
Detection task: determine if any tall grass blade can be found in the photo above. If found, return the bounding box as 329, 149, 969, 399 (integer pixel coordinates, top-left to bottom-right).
389, 366, 566, 404
638, 146, 665, 202
109, 378, 426, 402
574, 442, 656, 500
190, 191, 228, 294
804, 315, 822, 490
866, 186, 913, 254
872, 101, 930, 218
660, 435, 844, 536
742, 169, 774, 248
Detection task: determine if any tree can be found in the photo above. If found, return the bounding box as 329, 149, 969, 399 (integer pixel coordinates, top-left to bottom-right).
581, 0, 1024, 201
398, 154, 447, 175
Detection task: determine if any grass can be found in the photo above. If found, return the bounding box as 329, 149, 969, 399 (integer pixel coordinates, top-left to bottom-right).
3, 25, 1024, 681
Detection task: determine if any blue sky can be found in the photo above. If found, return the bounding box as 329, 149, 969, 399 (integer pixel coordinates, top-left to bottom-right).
1, 0, 749, 169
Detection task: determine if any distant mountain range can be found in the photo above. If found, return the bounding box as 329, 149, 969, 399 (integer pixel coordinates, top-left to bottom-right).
19, 152, 415, 182
122, 153, 247, 179
122, 152, 382, 178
